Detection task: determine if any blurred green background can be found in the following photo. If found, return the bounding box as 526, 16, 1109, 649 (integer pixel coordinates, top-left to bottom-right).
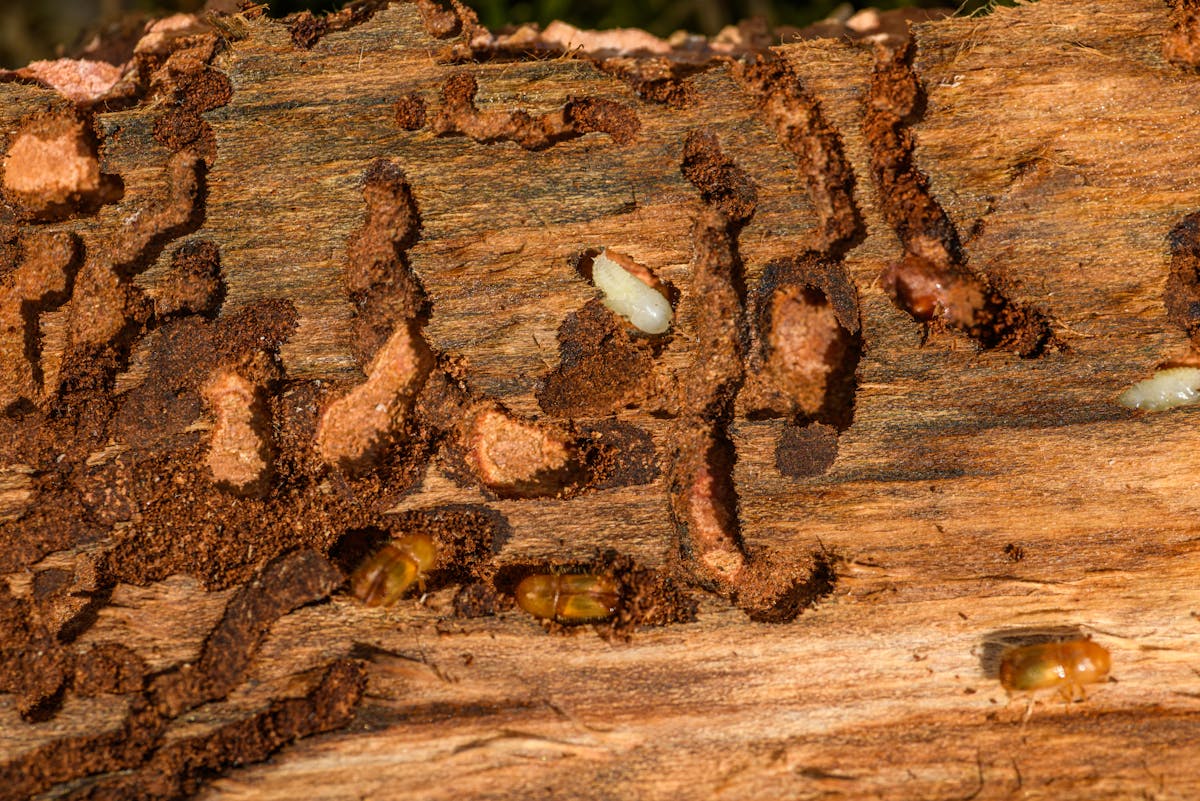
0, 0, 989, 69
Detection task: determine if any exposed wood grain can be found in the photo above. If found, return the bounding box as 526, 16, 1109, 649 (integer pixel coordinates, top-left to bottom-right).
5, 0, 1200, 798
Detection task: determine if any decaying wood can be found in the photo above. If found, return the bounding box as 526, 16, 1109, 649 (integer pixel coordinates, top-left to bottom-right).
4, 0, 1200, 798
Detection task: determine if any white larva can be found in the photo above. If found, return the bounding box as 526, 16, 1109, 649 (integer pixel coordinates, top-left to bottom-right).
591, 250, 672, 335
1118, 367, 1200, 412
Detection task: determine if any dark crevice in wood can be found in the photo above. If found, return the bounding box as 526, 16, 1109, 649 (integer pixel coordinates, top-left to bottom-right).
864, 42, 1053, 357
735, 56, 865, 258
745, 256, 861, 433
671, 130, 754, 592
1165, 210, 1200, 344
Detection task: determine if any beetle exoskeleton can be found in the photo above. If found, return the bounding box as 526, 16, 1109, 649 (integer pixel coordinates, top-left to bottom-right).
514, 573, 620, 623
998, 638, 1111, 701
349, 533, 437, 607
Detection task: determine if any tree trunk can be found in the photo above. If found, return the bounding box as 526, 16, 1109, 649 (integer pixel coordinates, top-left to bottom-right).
3, 0, 1200, 798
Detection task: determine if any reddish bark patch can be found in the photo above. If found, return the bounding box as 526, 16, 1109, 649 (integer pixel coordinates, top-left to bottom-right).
202, 367, 274, 497
316, 320, 434, 473
0, 59, 127, 106
580, 420, 660, 489
141, 27, 231, 163
343, 159, 427, 365
115, 300, 293, 455
668, 131, 756, 592
737, 548, 838, 623
667, 427, 746, 589
134, 14, 217, 66
319, 159, 434, 473
75, 660, 365, 801
1165, 0, 1200, 67
73, 643, 147, 696
765, 288, 849, 412
149, 550, 341, 715
462, 404, 584, 498
744, 256, 861, 429
0, 582, 71, 721
415, 0, 463, 39
0, 296, 303, 591
537, 299, 659, 417
0, 145, 219, 574
64, 151, 203, 368
2, 111, 122, 220
680, 129, 757, 224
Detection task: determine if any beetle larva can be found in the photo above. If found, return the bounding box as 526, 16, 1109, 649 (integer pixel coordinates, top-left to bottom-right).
1118, 367, 1200, 412
591, 249, 673, 335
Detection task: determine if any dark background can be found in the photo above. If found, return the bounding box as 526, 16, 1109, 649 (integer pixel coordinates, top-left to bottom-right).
0, 0, 992, 68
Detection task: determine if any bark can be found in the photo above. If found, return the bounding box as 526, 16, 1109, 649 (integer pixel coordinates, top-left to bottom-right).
2, 1, 1200, 799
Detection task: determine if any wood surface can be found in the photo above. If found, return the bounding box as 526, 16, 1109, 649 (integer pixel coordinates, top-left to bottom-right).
5, 0, 1200, 798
